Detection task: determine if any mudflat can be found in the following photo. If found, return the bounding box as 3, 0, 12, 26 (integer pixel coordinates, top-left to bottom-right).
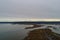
24, 29, 60, 40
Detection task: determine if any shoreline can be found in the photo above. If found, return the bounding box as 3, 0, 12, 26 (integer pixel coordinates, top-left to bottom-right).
24, 29, 60, 40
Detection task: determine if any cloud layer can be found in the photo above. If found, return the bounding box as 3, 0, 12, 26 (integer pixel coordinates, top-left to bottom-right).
0, 0, 60, 18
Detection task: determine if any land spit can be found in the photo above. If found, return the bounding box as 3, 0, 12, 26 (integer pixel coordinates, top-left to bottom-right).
24, 29, 60, 40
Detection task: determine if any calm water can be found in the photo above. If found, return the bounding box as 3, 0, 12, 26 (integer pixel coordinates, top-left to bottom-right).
0, 24, 60, 40
0, 24, 32, 40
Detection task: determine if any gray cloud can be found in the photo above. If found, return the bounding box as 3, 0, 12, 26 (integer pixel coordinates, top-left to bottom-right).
0, 0, 60, 18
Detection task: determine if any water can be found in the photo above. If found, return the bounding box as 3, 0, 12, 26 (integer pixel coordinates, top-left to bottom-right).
0, 24, 31, 40
0, 24, 60, 40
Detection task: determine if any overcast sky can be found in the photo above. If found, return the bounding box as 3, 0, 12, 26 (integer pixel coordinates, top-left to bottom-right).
0, 0, 60, 18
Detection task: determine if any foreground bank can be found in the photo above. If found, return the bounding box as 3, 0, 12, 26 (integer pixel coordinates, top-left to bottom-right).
24, 29, 60, 40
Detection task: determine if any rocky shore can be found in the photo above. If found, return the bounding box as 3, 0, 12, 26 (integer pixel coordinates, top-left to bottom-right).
24, 29, 60, 40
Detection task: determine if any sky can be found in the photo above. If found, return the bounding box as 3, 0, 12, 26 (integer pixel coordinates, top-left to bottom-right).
0, 0, 60, 19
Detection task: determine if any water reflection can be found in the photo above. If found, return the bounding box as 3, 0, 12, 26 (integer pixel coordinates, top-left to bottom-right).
0, 24, 30, 40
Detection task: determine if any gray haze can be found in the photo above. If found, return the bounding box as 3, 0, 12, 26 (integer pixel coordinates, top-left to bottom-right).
0, 0, 60, 18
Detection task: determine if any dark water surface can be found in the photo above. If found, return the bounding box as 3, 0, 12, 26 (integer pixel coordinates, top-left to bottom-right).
0, 24, 31, 40
0, 24, 60, 40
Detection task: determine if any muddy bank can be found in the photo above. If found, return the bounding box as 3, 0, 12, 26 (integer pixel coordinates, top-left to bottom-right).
24, 29, 60, 40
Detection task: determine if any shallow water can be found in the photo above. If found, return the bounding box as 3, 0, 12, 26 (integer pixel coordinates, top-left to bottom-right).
0, 24, 60, 40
